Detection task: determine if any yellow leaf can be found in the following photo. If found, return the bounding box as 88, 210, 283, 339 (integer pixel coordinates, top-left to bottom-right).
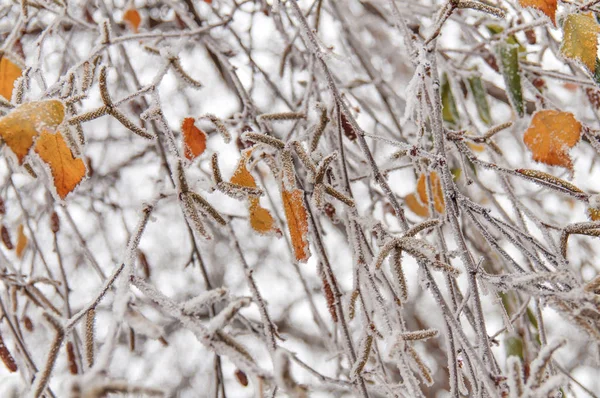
405, 193, 430, 217
35, 131, 86, 199
123, 8, 141, 33
181, 118, 207, 160
467, 142, 485, 152
0, 100, 65, 164
281, 188, 310, 262
231, 150, 278, 235
416, 172, 445, 214
0, 56, 22, 101
16, 224, 27, 258
523, 110, 581, 170
519, 0, 557, 25
560, 13, 600, 72
249, 197, 278, 235
589, 208, 600, 221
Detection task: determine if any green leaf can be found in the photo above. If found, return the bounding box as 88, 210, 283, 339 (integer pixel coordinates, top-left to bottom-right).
468, 76, 493, 125
451, 168, 462, 181
496, 41, 524, 117
441, 73, 459, 126
526, 307, 539, 329
500, 292, 513, 316
505, 334, 524, 360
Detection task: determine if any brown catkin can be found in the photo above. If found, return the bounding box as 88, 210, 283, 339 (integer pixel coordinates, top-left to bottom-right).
0, 332, 18, 372
85, 309, 95, 368
1, 225, 13, 250
320, 269, 338, 322
406, 344, 433, 386
66, 341, 78, 374
348, 289, 360, 320
0, 197, 5, 214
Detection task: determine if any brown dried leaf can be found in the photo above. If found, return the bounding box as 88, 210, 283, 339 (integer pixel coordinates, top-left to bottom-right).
0, 332, 17, 372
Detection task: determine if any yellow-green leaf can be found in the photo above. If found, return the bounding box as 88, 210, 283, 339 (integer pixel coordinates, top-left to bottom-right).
560, 13, 600, 73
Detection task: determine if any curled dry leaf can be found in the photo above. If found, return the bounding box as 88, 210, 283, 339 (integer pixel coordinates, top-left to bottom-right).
523, 110, 581, 170
281, 188, 310, 262
181, 117, 207, 160
230, 150, 278, 235
560, 13, 600, 73
0, 56, 22, 100
0, 332, 17, 372
405, 172, 445, 217
1, 225, 13, 250
340, 111, 357, 141
123, 8, 142, 33
518, 0, 557, 25
405, 193, 429, 217
234, 369, 249, 387
16, 224, 27, 258
35, 130, 87, 199
0, 100, 65, 163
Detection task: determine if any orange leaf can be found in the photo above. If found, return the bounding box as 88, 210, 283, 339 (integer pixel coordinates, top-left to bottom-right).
0, 56, 22, 101
416, 172, 445, 214
0, 100, 65, 164
16, 224, 27, 258
523, 110, 581, 170
249, 197, 277, 235
182, 118, 207, 160
123, 8, 141, 33
35, 131, 86, 199
519, 0, 557, 25
230, 149, 257, 188
281, 188, 310, 262
405, 193, 430, 217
